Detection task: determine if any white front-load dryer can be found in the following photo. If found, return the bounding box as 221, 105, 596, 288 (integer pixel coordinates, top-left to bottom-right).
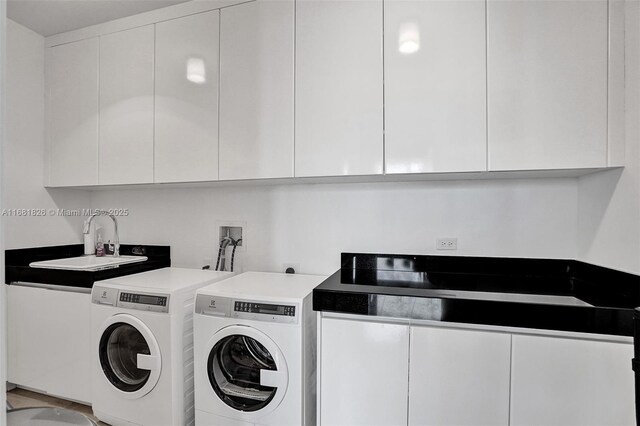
193, 272, 326, 426
91, 268, 233, 426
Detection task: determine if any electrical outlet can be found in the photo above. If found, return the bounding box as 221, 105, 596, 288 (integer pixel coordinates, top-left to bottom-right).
436, 238, 458, 250
283, 263, 300, 274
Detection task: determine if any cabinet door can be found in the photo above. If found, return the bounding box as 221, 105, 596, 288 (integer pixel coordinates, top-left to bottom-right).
487, 0, 608, 170
409, 326, 511, 426
295, 0, 383, 177
7, 285, 92, 404
46, 38, 99, 186
155, 10, 220, 183
385, 0, 486, 174
320, 317, 409, 425
510, 335, 634, 425
219, 0, 294, 180
99, 26, 154, 184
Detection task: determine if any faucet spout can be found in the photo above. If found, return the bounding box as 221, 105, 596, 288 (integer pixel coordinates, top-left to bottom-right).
84, 210, 120, 257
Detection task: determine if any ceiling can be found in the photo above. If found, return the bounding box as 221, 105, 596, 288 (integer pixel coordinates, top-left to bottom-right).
8, 0, 192, 37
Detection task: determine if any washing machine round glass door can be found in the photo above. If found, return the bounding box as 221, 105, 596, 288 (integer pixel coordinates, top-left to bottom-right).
98, 314, 162, 399
206, 325, 289, 414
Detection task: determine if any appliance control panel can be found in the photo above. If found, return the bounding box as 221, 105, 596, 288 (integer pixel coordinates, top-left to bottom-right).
91, 286, 170, 313
233, 301, 295, 317
195, 295, 299, 325
117, 292, 169, 313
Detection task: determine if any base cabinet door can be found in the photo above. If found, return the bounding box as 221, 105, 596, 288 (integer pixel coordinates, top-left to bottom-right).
7, 285, 92, 404
510, 335, 634, 426
409, 326, 511, 426
320, 317, 409, 426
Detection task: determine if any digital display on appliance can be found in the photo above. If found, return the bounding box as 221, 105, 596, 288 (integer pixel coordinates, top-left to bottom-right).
234, 301, 295, 316
120, 292, 167, 306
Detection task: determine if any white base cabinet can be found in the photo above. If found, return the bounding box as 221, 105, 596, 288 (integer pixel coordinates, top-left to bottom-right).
7, 285, 92, 404
510, 334, 635, 426
409, 326, 511, 426
319, 317, 409, 426
319, 315, 634, 426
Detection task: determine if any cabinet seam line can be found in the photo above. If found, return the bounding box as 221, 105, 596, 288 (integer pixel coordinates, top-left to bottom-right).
508, 334, 513, 424
606, 0, 610, 166
217, 10, 221, 181
406, 326, 411, 426
152, 24, 156, 183
97, 37, 101, 185
316, 313, 322, 425
293, 0, 296, 178
485, 0, 489, 171
381, 0, 386, 175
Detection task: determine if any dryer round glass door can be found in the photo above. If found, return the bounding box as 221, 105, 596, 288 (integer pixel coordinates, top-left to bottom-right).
97, 314, 162, 399
206, 326, 288, 413
100, 323, 150, 391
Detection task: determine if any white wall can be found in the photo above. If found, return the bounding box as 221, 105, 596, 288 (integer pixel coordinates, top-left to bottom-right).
577, 0, 640, 275
91, 178, 578, 275
3, 20, 90, 249
4, 11, 637, 281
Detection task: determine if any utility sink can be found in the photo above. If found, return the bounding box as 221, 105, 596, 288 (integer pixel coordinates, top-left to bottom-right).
29, 255, 148, 272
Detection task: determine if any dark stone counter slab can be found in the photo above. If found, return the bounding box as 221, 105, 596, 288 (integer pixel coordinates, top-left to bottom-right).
5, 244, 171, 289
313, 253, 640, 336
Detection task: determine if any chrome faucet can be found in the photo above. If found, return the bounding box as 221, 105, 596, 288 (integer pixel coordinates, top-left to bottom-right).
83, 210, 120, 257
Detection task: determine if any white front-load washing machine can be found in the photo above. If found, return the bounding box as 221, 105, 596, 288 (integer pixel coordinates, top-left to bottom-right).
91, 268, 233, 426
193, 272, 326, 426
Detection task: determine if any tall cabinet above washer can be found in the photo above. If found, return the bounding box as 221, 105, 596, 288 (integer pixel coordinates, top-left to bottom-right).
154, 10, 220, 183
99, 25, 155, 185
218, 0, 295, 180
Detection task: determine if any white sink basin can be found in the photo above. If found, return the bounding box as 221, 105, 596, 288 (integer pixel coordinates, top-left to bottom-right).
30, 255, 148, 271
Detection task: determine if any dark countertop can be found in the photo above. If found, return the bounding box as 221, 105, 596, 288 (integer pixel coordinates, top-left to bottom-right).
5, 244, 171, 289
313, 253, 640, 337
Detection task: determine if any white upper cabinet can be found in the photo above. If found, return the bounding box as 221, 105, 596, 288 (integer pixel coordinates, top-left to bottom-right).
487, 0, 608, 170
43, 0, 620, 187
295, 0, 384, 177
510, 335, 634, 425
219, 0, 294, 180
385, 0, 487, 174
409, 326, 511, 426
154, 10, 220, 183
46, 38, 99, 187
99, 26, 154, 185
